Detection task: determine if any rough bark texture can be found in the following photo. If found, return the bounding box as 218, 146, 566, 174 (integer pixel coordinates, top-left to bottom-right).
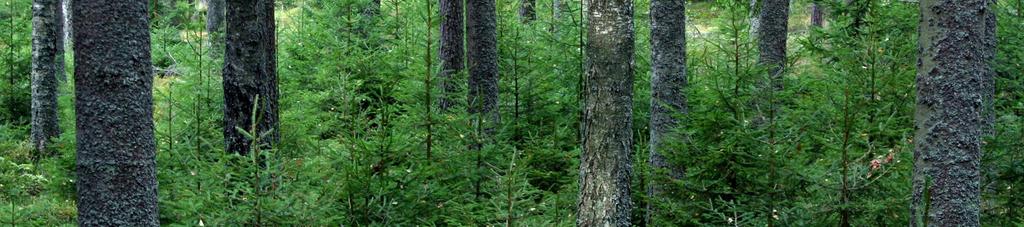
206, 0, 225, 56
810, 2, 823, 27
62, 0, 71, 47
72, 0, 159, 225
223, 0, 278, 154
519, 0, 536, 23
647, 0, 685, 223
756, 0, 788, 84
439, 0, 464, 110
909, 0, 995, 226
31, 0, 64, 155
466, 0, 500, 128
578, 0, 634, 226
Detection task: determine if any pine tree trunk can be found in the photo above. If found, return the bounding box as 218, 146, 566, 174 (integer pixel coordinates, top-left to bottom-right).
578, 0, 634, 226
810, 2, 823, 28
206, 0, 225, 56
519, 0, 536, 23
72, 0, 158, 225
466, 0, 499, 130
909, 0, 996, 226
223, 0, 278, 154
439, 0, 464, 110
31, 0, 64, 155
647, 0, 685, 223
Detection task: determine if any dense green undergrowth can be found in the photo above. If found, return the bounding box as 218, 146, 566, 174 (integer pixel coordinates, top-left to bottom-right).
0, 0, 1022, 226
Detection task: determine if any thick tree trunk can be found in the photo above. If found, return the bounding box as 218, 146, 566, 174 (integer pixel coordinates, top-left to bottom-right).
756, 0, 788, 86
909, 0, 995, 226
439, 0, 464, 110
31, 0, 64, 155
810, 2, 823, 28
206, 0, 225, 55
578, 0, 634, 226
223, 0, 278, 154
466, 0, 499, 129
519, 0, 536, 23
72, 0, 158, 225
646, 0, 685, 223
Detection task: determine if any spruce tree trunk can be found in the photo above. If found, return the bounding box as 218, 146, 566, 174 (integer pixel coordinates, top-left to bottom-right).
206, 0, 225, 56
31, 0, 64, 155
519, 0, 536, 23
439, 0, 464, 110
909, 0, 996, 226
466, 0, 499, 130
223, 0, 278, 154
756, 0, 788, 88
578, 0, 635, 226
810, 2, 823, 27
72, 0, 158, 225
647, 0, 685, 223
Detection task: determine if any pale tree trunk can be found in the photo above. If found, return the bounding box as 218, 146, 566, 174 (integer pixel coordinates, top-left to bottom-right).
647, 0, 685, 224
72, 0, 158, 225
31, 0, 64, 155
206, 0, 225, 56
466, 0, 500, 131
578, 0, 635, 226
223, 0, 278, 154
810, 2, 823, 28
750, 0, 759, 38
909, 0, 996, 226
439, 0, 464, 110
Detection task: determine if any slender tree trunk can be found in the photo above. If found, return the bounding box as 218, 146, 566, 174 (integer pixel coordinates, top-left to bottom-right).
578, 0, 634, 226
223, 0, 278, 154
62, 0, 71, 48
466, 0, 499, 130
519, 0, 536, 23
646, 0, 685, 224
909, 0, 995, 226
553, 0, 563, 19
31, 0, 64, 156
72, 0, 158, 225
206, 0, 225, 56
439, 0, 464, 110
810, 2, 823, 28
749, 0, 760, 38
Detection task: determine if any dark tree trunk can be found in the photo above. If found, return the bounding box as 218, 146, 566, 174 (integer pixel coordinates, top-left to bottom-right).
578, 0, 634, 226
223, 0, 278, 154
466, 0, 499, 129
810, 2, 823, 27
519, 0, 536, 23
439, 0, 464, 110
909, 0, 996, 226
206, 0, 225, 55
72, 0, 158, 225
756, 0, 789, 87
646, 0, 686, 223
31, 0, 64, 155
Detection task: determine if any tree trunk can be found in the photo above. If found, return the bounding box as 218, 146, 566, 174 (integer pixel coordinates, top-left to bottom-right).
553, 0, 563, 19
578, 0, 634, 226
647, 0, 685, 223
909, 0, 995, 226
756, 0, 788, 88
466, 0, 499, 130
810, 2, 823, 28
206, 0, 225, 56
519, 0, 536, 23
749, 0, 759, 39
31, 0, 64, 156
439, 0, 464, 110
62, 0, 71, 48
223, 0, 278, 154
72, 0, 158, 225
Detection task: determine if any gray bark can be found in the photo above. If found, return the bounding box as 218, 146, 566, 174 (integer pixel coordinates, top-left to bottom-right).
31, 0, 64, 155
578, 0, 634, 226
647, 0, 685, 223
810, 2, 823, 28
62, 0, 71, 47
466, 0, 499, 129
439, 0, 464, 110
206, 0, 225, 56
909, 0, 996, 226
749, 0, 760, 39
553, 0, 563, 19
756, 0, 788, 85
223, 0, 278, 154
72, 0, 158, 225
519, 0, 536, 23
